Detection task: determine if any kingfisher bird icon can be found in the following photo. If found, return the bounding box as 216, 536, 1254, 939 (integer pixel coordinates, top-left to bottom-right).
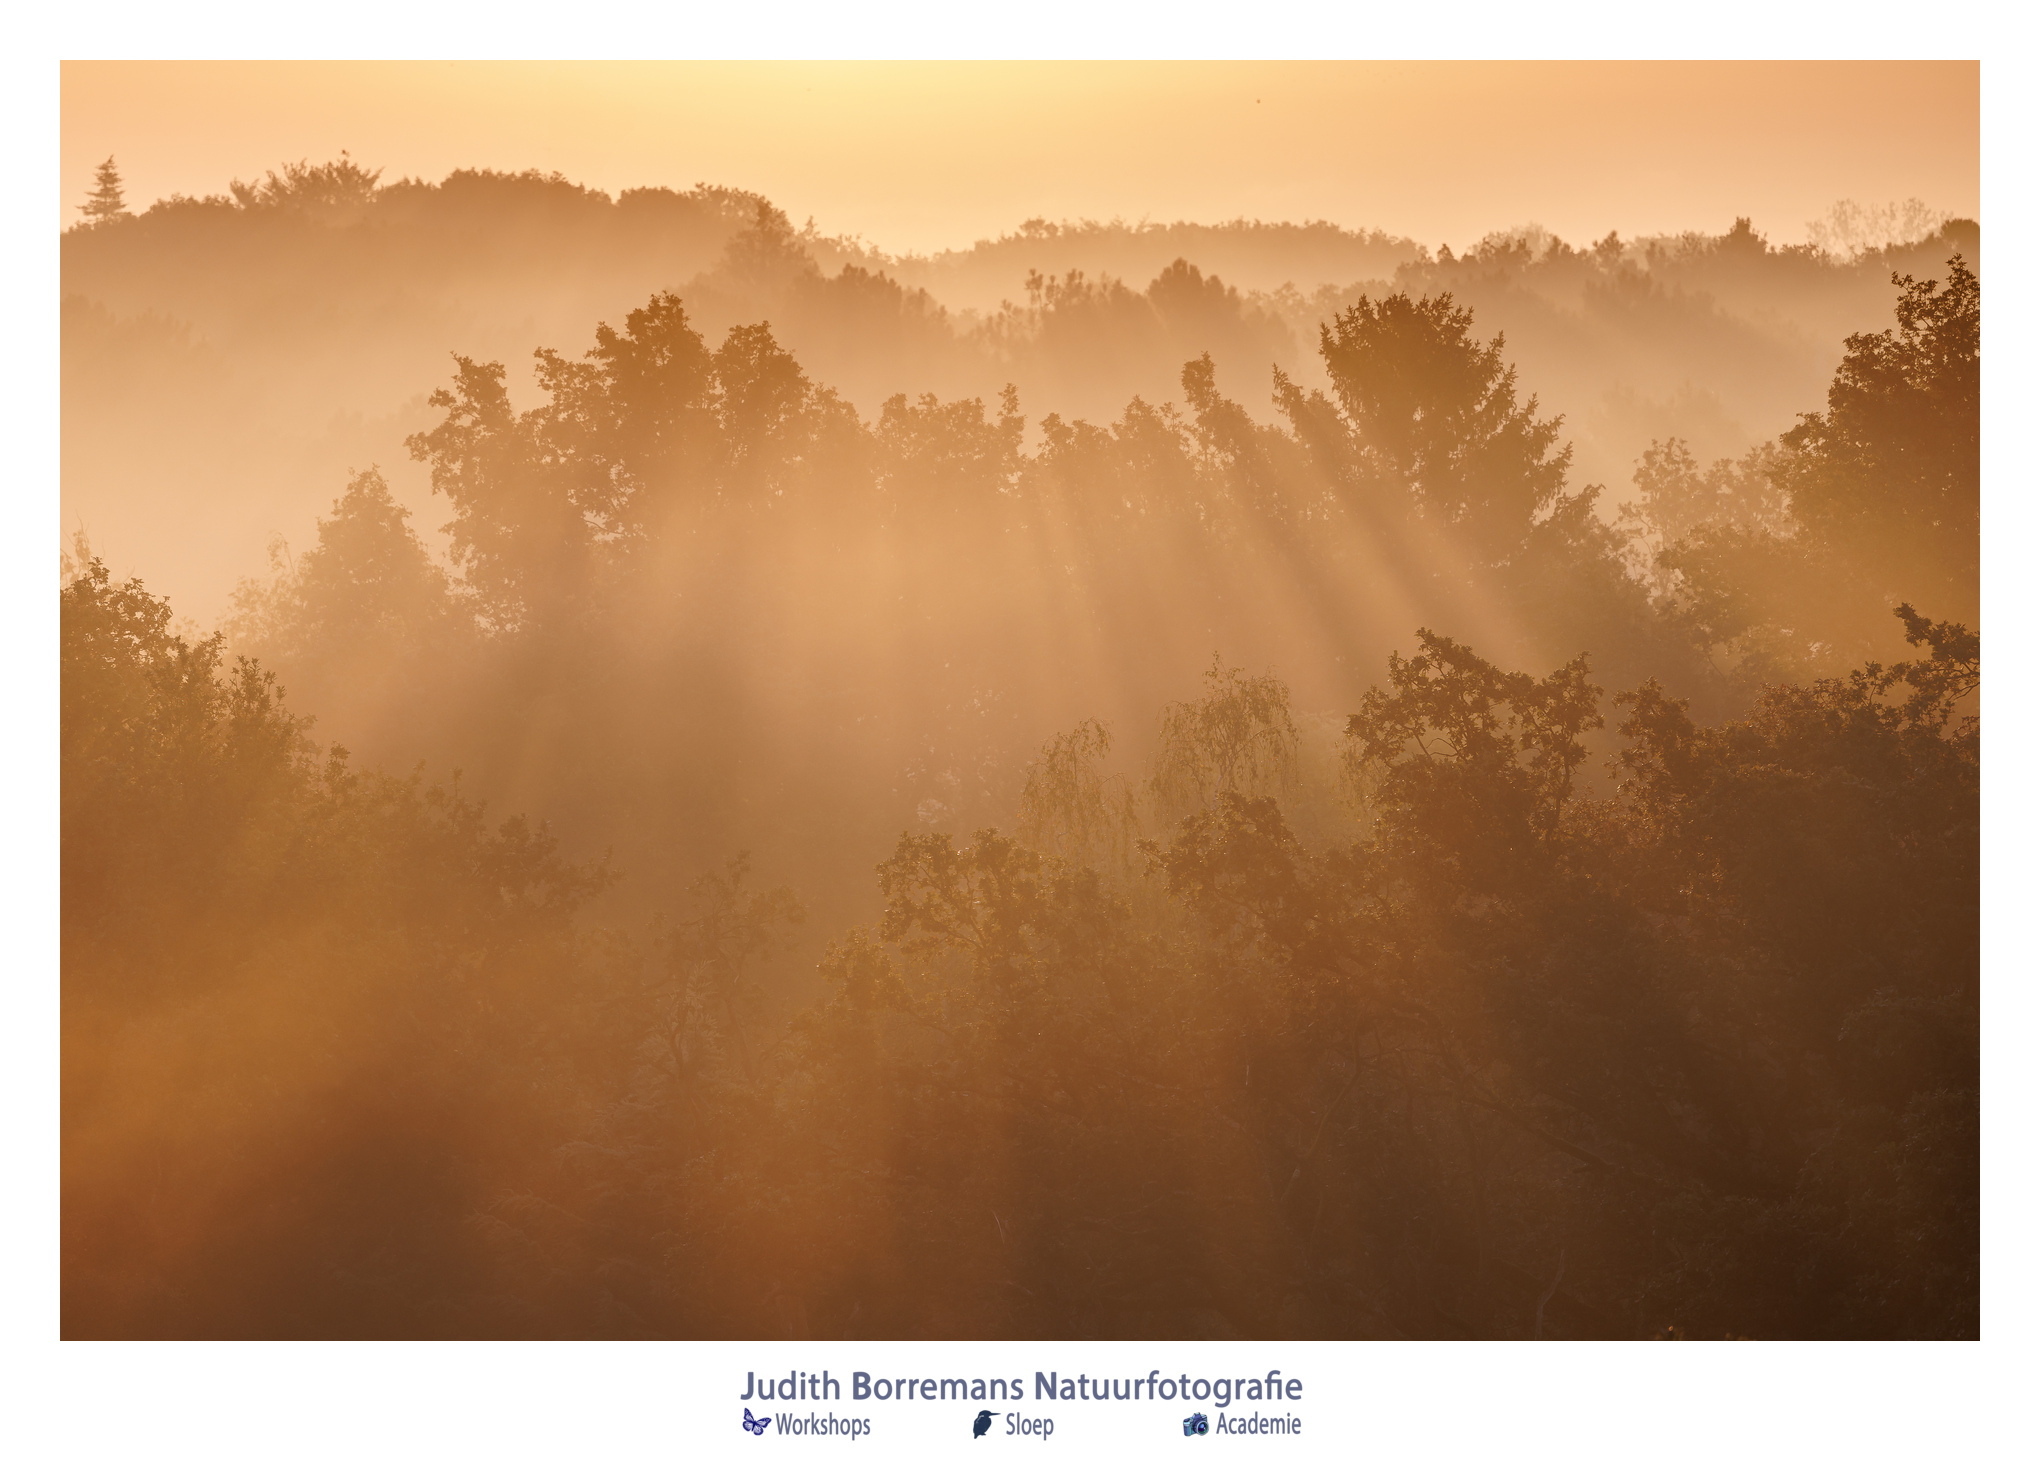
973, 1409, 993, 1438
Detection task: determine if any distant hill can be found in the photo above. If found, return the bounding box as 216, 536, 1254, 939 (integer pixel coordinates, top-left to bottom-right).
817, 215, 1425, 312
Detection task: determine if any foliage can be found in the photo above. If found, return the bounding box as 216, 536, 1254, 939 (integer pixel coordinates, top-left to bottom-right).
403, 300, 872, 628
1015, 719, 1142, 870
1779, 256, 1979, 589
63, 218, 1979, 1339
1651, 255, 1980, 687
228, 152, 385, 218
1346, 629, 1602, 862
226, 468, 457, 663
63, 557, 612, 1335
1317, 290, 1571, 556
1153, 656, 1301, 817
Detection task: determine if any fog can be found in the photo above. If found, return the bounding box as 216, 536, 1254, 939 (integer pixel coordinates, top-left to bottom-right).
63, 159, 1974, 622
62, 152, 1978, 1339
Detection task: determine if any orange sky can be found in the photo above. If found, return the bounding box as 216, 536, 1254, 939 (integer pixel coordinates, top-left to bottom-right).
61, 61, 1978, 255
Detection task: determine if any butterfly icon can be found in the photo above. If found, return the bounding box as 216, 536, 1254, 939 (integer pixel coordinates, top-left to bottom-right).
742, 1408, 770, 1436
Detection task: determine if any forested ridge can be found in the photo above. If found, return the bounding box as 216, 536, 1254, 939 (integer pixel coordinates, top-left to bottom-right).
62, 156, 1977, 619
62, 184, 1978, 1338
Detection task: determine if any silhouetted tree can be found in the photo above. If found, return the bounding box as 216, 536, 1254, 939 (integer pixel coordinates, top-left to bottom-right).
1652, 254, 1980, 682
1779, 255, 1979, 609
1318, 290, 1570, 557
78, 155, 128, 223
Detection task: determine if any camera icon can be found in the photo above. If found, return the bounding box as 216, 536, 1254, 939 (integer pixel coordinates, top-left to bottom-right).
1182, 1413, 1209, 1436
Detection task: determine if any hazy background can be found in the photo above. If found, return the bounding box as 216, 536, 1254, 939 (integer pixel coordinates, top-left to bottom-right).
62, 62, 1978, 255
62, 62, 1978, 626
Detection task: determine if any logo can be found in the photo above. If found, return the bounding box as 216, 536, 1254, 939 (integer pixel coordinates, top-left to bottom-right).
973, 1410, 994, 1439
742, 1409, 771, 1436
1183, 1413, 1209, 1436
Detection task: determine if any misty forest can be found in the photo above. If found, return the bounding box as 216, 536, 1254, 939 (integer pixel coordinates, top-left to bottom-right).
62, 158, 1978, 1338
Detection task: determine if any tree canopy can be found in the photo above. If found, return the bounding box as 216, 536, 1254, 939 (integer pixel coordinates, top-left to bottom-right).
64, 226, 1980, 1339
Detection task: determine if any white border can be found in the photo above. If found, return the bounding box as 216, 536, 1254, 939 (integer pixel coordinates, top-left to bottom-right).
8, 11, 2028, 1468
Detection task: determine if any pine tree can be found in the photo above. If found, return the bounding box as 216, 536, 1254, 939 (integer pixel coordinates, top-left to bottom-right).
79, 155, 127, 222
